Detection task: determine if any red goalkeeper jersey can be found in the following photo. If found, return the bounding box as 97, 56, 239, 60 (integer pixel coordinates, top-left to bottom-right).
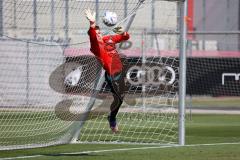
88, 27, 130, 76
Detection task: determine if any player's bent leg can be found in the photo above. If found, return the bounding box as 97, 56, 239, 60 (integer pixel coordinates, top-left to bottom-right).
105, 72, 125, 133
108, 91, 124, 133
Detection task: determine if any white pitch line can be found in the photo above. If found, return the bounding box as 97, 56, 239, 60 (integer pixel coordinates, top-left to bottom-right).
1, 142, 240, 160
0, 155, 42, 160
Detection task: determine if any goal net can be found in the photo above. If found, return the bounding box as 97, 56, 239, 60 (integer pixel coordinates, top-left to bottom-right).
0, 0, 182, 150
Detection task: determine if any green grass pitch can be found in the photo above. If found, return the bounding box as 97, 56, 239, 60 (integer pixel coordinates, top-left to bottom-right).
0, 114, 240, 160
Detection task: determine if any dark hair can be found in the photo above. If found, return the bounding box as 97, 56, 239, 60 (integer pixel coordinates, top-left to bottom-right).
95, 25, 100, 30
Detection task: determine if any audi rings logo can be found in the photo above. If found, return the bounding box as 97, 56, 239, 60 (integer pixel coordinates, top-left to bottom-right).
126, 65, 176, 86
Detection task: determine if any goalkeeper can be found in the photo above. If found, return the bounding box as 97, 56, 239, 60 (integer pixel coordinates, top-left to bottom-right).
85, 9, 130, 133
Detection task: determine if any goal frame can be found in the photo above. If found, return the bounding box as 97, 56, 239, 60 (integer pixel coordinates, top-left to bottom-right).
178, 0, 187, 146
0, 0, 187, 149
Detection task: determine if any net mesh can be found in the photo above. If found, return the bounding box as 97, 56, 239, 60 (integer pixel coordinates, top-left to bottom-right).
0, 0, 180, 149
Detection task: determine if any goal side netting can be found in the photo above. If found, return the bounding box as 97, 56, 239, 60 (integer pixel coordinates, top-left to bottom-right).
0, 0, 182, 150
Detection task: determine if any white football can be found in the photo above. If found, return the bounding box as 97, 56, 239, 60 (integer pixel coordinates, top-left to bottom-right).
102, 11, 118, 27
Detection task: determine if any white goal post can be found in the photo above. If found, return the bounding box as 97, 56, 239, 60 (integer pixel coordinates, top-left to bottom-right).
0, 0, 187, 150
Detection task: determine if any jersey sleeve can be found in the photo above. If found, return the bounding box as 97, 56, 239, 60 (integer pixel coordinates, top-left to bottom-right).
88, 27, 100, 56
112, 32, 130, 43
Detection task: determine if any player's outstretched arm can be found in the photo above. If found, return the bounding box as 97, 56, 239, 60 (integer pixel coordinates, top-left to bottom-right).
112, 26, 130, 43
84, 8, 96, 28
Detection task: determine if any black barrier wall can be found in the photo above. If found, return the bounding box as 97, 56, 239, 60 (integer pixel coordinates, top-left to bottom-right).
60, 57, 240, 97
187, 58, 240, 96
